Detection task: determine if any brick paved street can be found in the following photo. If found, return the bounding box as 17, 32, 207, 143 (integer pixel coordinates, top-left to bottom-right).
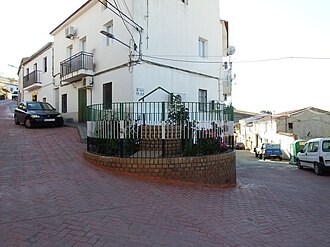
1, 99, 330, 247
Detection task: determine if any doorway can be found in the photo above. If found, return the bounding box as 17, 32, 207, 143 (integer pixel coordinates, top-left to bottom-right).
78, 88, 87, 122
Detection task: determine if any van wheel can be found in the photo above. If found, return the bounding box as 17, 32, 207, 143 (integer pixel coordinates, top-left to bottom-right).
314, 163, 323, 175
296, 159, 303, 169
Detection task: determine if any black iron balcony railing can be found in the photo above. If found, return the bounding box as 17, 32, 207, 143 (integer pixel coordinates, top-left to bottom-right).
23, 70, 41, 88
60, 51, 94, 77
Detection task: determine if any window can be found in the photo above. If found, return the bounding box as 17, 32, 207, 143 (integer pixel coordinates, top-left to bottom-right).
323, 141, 330, 152
198, 89, 207, 111
34, 63, 37, 71
198, 37, 207, 58
103, 82, 112, 109
80, 37, 86, 51
26, 68, 30, 81
288, 122, 293, 129
62, 94, 67, 113
67, 45, 73, 57
43, 57, 48, 73
104, 21, 114, 46
308, 142, 319, 153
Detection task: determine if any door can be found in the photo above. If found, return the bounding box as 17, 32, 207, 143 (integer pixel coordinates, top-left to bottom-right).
300, 142, 318, 168
78, 88, 87, 122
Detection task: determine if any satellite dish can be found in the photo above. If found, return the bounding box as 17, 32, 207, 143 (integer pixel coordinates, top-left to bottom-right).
227, 46, 236, 56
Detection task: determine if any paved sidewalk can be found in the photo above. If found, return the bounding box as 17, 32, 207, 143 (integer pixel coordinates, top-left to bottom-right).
64, 120, 87, 144
1, 100, 330, 246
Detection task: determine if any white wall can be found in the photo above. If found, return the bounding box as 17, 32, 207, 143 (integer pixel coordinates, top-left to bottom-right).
132, 62, 219, 102
133, 0, 222, 79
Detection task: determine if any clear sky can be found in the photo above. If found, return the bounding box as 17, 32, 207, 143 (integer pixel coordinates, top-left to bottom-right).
220, 0, 330, 113
1, 0, 329, 114
0, 0, 86, 78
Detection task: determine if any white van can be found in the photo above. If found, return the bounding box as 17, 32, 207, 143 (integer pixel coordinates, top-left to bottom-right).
296, 137, 330, 175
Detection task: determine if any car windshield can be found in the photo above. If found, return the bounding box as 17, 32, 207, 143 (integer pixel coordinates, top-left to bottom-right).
27, 102, 54, 111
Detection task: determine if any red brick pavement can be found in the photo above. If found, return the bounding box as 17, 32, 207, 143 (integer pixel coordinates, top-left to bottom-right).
1, 99, 330, 246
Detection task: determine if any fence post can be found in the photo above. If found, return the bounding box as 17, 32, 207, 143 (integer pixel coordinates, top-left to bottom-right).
162, 102, 165, 158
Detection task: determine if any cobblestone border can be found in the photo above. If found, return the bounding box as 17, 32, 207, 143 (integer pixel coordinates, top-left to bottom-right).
83, 151, 236, 187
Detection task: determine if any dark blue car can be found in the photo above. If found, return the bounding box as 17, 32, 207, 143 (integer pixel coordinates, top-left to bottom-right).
261, 143, 283, 161
14, 101, 64, 128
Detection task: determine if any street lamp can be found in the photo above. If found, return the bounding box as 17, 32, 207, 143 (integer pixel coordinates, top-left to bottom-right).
100, 30, 130, 49
7, 64, 18, 69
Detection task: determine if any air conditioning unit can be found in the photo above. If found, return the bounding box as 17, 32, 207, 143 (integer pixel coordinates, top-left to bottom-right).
65, 26, 76, 39
82, 76, 93, 87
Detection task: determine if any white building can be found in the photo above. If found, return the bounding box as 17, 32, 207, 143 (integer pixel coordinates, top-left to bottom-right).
18, 42, 57, 106
48, 0, 229, 122
238, 107, 330, 159
17, 0, 231, 122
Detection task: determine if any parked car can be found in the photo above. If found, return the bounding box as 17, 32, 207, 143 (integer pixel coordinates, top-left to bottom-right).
255, 143, 282, 161
296, 137, 330, 175
14, 101, 64, 128
235, 142, 245, 150
12, 91, 18, 100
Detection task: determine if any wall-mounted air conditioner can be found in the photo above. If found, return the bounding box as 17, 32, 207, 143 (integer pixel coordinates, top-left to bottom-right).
65, 26, 76, 39
83, 76, 93, 87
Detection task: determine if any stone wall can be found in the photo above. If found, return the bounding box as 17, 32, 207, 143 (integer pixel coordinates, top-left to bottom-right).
84, 151, 236, 187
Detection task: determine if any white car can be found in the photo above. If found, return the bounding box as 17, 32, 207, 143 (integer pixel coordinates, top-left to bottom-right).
12, 91, 18, 100
296, 137, 330, 175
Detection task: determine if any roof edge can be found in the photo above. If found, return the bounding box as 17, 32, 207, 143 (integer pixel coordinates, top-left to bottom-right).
50, 0, 94, 35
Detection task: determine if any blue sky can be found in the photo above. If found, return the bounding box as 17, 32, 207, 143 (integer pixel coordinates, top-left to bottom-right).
220, 0, 330, 113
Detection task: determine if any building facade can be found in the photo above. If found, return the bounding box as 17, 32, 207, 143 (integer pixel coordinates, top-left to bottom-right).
17, 0, 231, 122
238, 107, 330, 158
18, 42, 57, 106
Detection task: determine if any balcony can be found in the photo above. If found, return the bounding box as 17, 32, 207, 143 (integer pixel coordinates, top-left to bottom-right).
23, 70, 42, 91
60, 51, 94, 83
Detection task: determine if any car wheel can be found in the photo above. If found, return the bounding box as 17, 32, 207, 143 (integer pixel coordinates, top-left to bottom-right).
24, 118, 32, 128
14, 115, 20, 125
314, 163, 323, 176
296, 159, 303, 169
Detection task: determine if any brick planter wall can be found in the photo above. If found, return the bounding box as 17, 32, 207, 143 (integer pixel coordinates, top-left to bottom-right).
83, 151, 236, 187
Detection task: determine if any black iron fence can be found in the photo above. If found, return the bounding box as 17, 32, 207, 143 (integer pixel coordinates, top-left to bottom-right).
60, 51, 94, 77
87, 101, 234, 158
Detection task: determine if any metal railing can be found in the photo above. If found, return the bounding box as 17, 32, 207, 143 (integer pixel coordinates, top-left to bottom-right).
60, 51, 94, 77
23, 70, 41, 88
87, 102, 234, 158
